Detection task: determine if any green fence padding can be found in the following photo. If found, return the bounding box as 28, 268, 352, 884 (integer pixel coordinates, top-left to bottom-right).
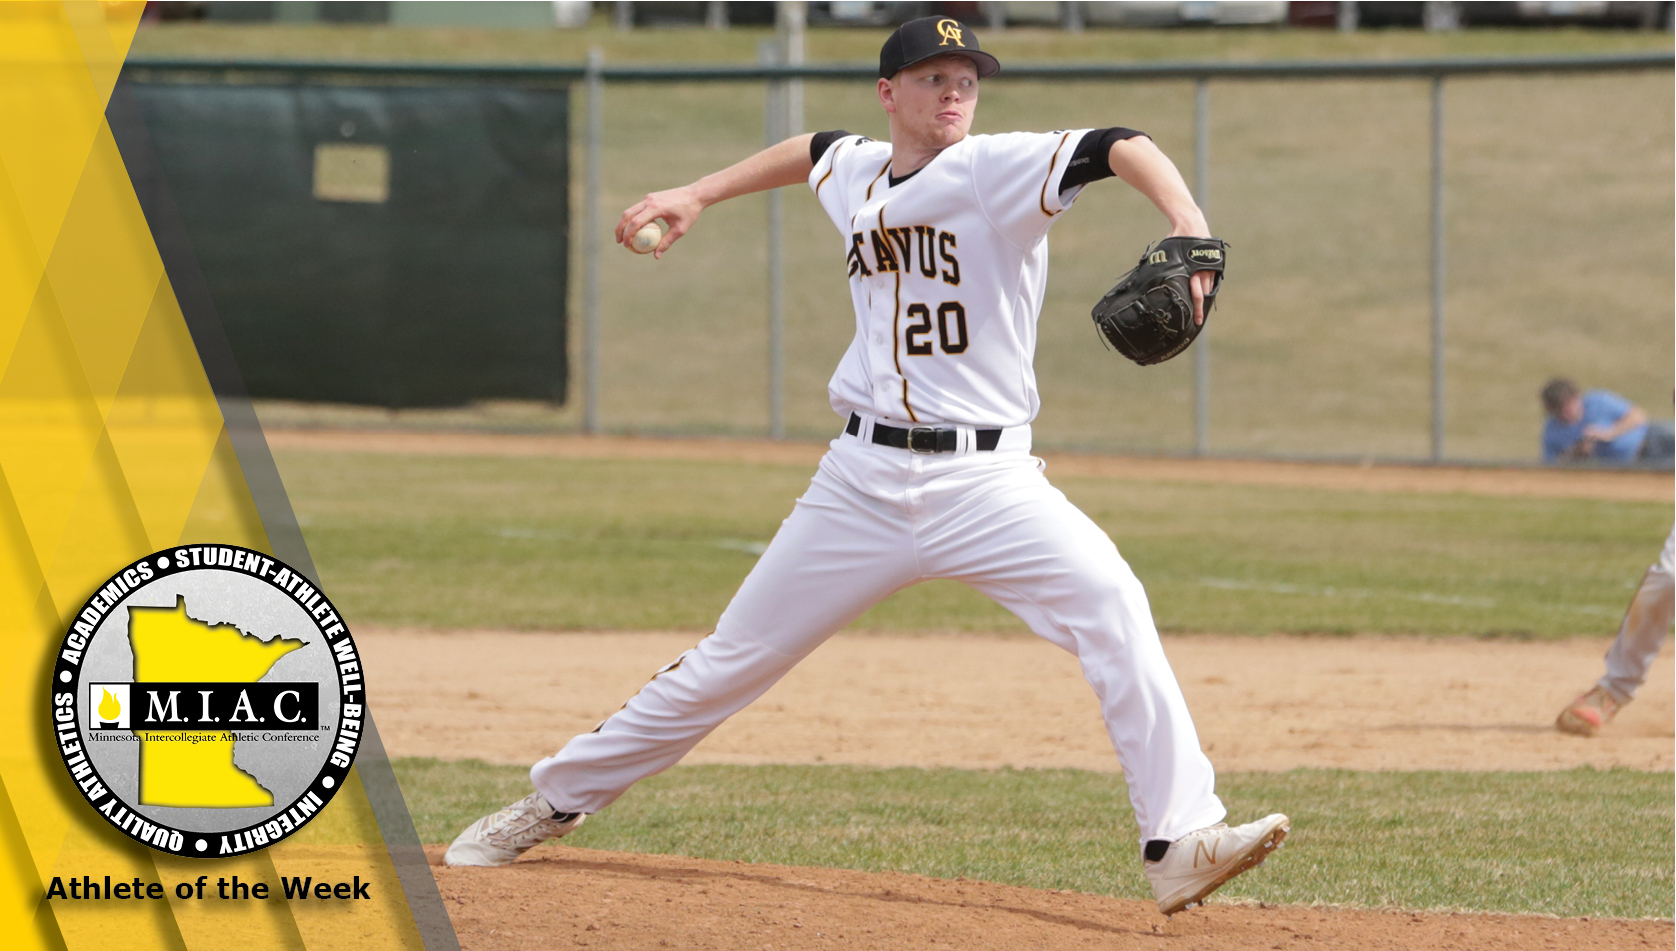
130, 81, 569, 407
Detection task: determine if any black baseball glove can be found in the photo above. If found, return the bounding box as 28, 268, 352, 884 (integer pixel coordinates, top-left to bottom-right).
1091, 236, 1228, 366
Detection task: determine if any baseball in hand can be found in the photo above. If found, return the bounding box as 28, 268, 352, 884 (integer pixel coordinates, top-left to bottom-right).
629, 221, 664, 255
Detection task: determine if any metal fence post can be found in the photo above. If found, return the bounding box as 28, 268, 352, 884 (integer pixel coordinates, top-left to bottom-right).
761, 42, 787, 439
767, 191, 786, 438
1193, 77, 1210, 457
764, 4, 804, 439
1429, 74, 1446, 462
1062, 1, 1085, 32
582, 47, 603, 435
779, 2, 806, 136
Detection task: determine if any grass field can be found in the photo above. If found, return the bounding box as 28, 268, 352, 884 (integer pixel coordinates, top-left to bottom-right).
134, 22, 1674, 462
273, 448, 1669, 636
394, 758, 1673, 919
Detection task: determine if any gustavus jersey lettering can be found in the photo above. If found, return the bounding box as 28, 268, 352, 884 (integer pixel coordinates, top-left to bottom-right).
814, 131, 1086, 426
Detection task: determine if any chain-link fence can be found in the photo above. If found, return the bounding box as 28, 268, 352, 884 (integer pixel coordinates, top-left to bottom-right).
128, 53, 1673, 465
576, 54, 1672, 464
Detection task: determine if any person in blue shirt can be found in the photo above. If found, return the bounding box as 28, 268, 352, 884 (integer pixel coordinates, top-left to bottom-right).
1540, 378, 1671, 465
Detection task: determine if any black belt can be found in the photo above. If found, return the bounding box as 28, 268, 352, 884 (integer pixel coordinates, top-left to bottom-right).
846, 413, 1001, 453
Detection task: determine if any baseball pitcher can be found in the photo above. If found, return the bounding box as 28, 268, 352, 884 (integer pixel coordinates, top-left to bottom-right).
446, 17, 1288, 916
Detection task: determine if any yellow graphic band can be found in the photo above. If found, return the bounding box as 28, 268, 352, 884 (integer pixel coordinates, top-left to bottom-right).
0, 4, 427, 949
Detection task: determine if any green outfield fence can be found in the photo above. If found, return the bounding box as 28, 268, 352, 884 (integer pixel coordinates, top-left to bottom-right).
123, 51, 1675, 465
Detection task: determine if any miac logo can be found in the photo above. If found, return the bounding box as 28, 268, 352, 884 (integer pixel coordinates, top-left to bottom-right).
51, 546, 365, 857
936, 19, 965, 47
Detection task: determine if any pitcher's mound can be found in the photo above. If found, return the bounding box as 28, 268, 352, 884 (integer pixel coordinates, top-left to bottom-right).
428, 845, 1669, 951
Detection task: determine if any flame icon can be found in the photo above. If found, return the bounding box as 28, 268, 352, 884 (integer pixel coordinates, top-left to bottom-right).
98, 688, 121, 722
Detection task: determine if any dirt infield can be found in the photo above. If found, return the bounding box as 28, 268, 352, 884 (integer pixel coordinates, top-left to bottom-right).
429, 845, 1672, 951
266, 429, 1672, 502
363, 629, 1673, 773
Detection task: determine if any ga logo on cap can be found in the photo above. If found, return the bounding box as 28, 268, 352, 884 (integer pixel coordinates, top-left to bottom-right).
937, 19, 965, 47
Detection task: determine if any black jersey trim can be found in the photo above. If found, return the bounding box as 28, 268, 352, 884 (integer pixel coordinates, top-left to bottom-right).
1060, 127, 1150, 196
887, 166, 923, 188
810, 130, 853, 165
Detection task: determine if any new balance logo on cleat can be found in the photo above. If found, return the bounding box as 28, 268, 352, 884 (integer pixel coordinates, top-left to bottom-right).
1192, 838, 1220, 868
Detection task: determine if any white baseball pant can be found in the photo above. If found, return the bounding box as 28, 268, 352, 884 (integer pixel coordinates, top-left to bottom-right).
1598, 526, 1675, 702
531, 423, 1227, 842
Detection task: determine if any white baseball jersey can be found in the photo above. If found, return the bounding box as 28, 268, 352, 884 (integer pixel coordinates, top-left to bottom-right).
810, 131, 1094, 429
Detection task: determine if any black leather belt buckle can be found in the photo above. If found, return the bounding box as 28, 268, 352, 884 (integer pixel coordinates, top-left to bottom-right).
850, 413, 1001, 453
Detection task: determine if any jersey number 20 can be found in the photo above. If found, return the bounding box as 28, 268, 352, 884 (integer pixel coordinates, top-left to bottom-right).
905, 302, 969, 356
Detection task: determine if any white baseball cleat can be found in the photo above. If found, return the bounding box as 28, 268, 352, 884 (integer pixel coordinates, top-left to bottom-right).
1145, 813, 1290, 915
443, 791, 586, 867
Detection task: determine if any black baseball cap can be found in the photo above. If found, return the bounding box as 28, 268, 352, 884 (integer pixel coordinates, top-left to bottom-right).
878, 16, 1000, 80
